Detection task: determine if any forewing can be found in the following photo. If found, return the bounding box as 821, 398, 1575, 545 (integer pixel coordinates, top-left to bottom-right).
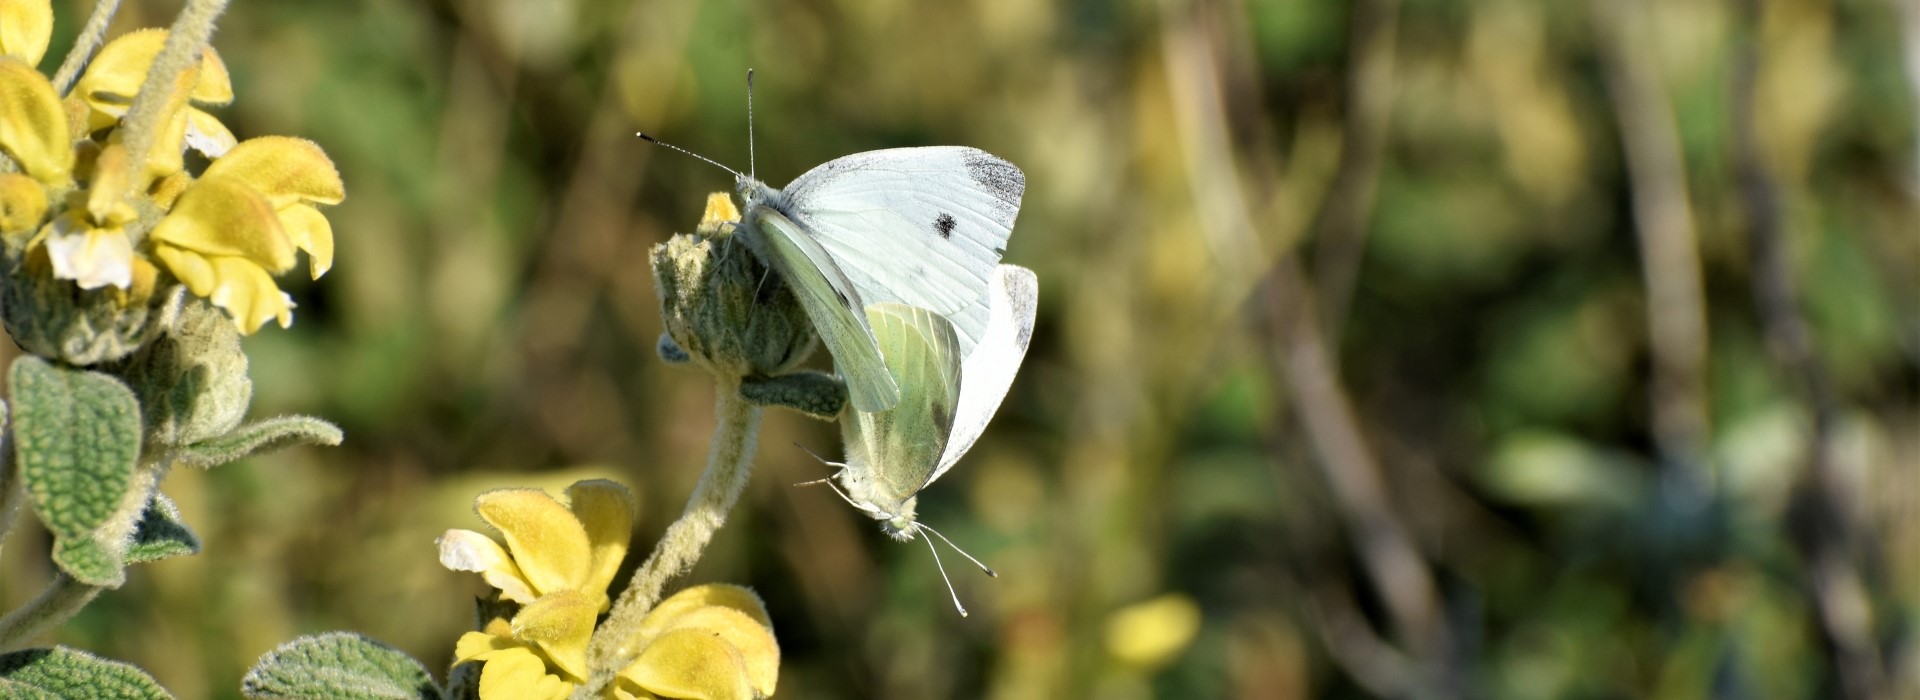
748, 206, 899, 412
780, 146, 1023, 355
931, 265, 1038, 483
839, 303, 962, 514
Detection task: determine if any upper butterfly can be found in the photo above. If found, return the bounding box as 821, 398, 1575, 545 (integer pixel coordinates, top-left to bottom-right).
640, 72, 1025, 413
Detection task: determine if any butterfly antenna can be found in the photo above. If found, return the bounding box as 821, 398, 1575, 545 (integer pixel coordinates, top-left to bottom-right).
918, 522, 999, 577
636, 132, 743, 179
923, 534, 970, 617
746, 68, 757, 181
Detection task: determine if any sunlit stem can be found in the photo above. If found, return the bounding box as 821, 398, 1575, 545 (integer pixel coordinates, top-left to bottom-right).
581, 383, 762, 696
50, 0, 125, 96
116, 0, 230, 199
0, 574, 104, 651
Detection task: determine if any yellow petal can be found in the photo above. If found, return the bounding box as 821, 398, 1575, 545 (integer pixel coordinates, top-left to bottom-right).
453, 630, 522, 665
474, 489, 593, 596
697, 192, 739, 235
608, 680, 660, 700
619, 628, 754, 700
511, 589, 597, 682
203, 136, 344, 208
185, 108, 235, 158
43, 217, 132, 289
153, 244, 215, 295
205, 255, 293, 333
75, 29, 230, 112
565, 480, 636, 605
635, 585, 773, 645
0, 0, 52, 66
0, 57, 70, 182
476, 647, 574, 700
276, 203, 333, 279
437, 529, 540, 605
149, 171, 192, 209
86, 142, 129, 223
652, 606, 779, 697
0, 172, 47, 235
149, 175, 296, 270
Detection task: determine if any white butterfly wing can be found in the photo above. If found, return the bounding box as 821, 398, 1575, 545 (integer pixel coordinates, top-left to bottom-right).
746, 206, 900, 412
840, 303, 962, 516
929, 265, 1038, 485
776, 147, 1024, 356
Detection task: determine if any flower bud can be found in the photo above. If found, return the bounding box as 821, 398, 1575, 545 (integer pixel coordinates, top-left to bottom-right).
651, 194, 816, 380
1, 248, 179, 365
106, 297, 252, 446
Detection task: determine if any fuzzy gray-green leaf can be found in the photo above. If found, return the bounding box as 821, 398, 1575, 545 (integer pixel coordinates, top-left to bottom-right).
126, 493, 200, 565
0, 646, 172, 699
241, 632, 440, 700
741, 370, 848, 420
174, 415, 343, 469
10, 356, 142, 584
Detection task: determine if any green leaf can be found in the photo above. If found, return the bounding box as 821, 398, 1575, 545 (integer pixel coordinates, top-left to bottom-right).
241, 632, 440, 700
740, 370, 847, 420
10, 356, 143, 586
174, 415, 343, 469
0, 646, 172, 699
126, 493, 200, 565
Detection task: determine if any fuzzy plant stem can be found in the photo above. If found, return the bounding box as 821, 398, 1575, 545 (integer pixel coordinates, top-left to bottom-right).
0, 574, 103, 651
49, 0, 126, 96
0, 432, 22, 553
114, 0, 229, 191
580, 385, 762, 694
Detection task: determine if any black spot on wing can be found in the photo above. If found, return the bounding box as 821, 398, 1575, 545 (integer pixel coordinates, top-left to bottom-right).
934, 213, 956, 239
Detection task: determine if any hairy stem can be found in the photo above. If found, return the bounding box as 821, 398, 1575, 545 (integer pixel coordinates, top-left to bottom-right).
49, 0, 125, 96
114, 0, 229, 195
580, 385, 762, 694
0, 430, 21, 556
0, 574, 104, 651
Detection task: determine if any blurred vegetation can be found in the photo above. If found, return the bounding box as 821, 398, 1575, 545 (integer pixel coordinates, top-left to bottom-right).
2, 0, 1917, 697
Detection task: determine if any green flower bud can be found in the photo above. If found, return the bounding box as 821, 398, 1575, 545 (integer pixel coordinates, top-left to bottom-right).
106, 297, 252, 447
652, 212, 817, 380
1, 251, 180, 366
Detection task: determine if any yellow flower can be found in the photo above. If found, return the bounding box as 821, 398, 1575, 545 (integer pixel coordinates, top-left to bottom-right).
1105, 593, 1203, 670
145, 135, 342, 332
74, 28, 236, 179
442, 480, 637, 686
0, 0, 53, 67
609, 584, 780, 700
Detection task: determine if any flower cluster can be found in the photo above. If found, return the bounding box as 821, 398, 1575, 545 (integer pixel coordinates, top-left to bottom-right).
439, 480, 779, 699
0, 0, 340, 342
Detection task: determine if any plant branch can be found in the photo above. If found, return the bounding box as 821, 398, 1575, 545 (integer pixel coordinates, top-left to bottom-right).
1311, 0, 1400, 343
580, 384, 762, 695
1589, 0, 1713, 494
1732, 1, 1884, 697
0, 574, 104, 651
49, 0, 125, 96
115, 0, 228, 194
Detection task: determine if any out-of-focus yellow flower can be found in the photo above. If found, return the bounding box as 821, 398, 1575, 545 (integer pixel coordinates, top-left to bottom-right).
0, 0, 52, 67
609, 584, 780, 700
442, 480, 637, 686
1106, 593, 1203, 670
74, 28, 235, 179
146, 136, 343, 332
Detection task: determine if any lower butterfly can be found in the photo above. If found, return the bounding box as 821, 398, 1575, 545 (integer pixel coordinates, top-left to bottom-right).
803, 264, 1038, 616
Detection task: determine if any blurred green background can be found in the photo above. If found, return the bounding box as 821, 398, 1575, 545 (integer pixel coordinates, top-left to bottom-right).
5, 0, 1919, 697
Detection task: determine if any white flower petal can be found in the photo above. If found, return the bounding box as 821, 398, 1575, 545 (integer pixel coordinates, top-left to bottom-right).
44, 219, 132, 290
437, 529, 540, 604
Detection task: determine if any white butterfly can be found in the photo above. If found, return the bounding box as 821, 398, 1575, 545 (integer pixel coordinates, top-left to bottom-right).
640, 72, 1024, 413
812, 265, 1039, 615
